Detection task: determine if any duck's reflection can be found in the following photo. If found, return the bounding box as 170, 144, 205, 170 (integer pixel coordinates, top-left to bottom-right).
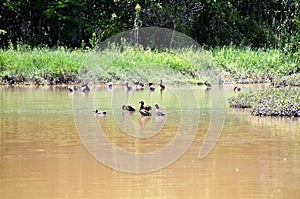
140, 116, 150, 127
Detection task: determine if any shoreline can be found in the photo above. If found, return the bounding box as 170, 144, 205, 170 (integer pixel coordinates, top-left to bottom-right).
1, 78, 300, 87
2, 81, 299, 118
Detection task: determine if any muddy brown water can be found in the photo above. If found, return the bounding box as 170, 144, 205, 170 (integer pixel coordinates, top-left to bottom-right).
1, 85, 299, 198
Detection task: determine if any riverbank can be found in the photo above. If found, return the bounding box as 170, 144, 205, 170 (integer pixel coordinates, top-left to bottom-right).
1, 45, 300, 85
1, 45, 300, 117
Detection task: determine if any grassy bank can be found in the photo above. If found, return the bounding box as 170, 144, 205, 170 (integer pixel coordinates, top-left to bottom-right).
212, 46, 300, 84
0, 45, 300, 85
1, 45, 300, 117
0, 45, 217, 84
228, 88, 300, 117
0, 46, 86, 84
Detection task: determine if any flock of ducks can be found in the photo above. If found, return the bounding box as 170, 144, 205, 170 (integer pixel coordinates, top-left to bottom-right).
120, 101, 165, 117
68, 79, 167, 118
68, 79, 242, 117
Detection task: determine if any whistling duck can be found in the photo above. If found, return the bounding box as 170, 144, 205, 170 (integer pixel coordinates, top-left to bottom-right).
204, 80, 212, 88
139, 82, 144, 87
139, 109, 151, 116
93, 109, 107, 116
133, 80, 143, 90
139, 101, 151, 111
122, 104, 135, 111
155, 104, 165, 116
133, 80, 139, 86
68, 85, 78, 92
108, 82, 113, 90
233, 86, 241, 92
149, 84, 155, 92
139, 101, 151, 116
125, 82, 133, 91
136, 81, 144, 90
159, 79, 165, 90
81, 84, 90, 92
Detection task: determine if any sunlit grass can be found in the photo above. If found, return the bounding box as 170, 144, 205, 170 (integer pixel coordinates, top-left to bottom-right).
212, 46, 300, 83
68, 46, 217, 83
0, 46, 87, 82
0, 44, 299, 84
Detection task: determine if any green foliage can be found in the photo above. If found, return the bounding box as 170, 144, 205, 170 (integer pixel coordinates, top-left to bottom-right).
1, 0, 299, 50
228, 88, 300, 117
0, 30, 7, 36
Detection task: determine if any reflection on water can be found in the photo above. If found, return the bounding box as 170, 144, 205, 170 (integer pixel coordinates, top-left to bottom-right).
0, 85, 299, 198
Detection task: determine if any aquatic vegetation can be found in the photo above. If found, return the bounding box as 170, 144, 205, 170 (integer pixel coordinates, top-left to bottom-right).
228, 92, 256, 108
228, 88, 300, 117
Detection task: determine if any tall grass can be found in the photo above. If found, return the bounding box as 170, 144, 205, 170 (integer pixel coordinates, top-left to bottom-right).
212, 46, 300, 80
0, 46, 86, 82
0, 44, 299, 84
74, 46, 216, 83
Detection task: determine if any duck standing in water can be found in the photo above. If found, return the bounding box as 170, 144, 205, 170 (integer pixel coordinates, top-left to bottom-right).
139, 82, 145, 87
81, 84, 90, 92
133, 80, 139, 88
108, 82, 113, 90
233, 86, 241, 92
122, 104, 135, 111
139, 101, 152, 111
125, 82, 133, 91
68, 85, 78, 93
136, 81, 145, 90
93, 109, 107, 117
204, 80, 212, 89
149, 83, 155, 92
159, 79, 165, 90
155, 104, 165, 116
139, 101, 151, 116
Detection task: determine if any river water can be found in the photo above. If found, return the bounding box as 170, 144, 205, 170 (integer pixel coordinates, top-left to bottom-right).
0, 85, 299, 198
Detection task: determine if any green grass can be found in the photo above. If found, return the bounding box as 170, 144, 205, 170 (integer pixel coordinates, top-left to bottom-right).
0, 44, 299, 84
0, 46, 86, 83
21, 45, 216, 84
212, 46, 300, 83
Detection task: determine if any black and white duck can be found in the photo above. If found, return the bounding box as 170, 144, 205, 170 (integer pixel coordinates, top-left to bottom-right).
155, 104, 165, 116
122, 104, 135, 111
93, 109, 107, 116
139, 101, 151, 116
